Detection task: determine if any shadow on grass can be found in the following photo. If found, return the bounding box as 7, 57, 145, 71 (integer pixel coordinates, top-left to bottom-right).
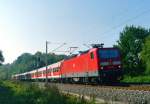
0, 82, 16, 104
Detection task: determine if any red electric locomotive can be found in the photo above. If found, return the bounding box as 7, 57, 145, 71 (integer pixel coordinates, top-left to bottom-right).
61, 44, 122, 83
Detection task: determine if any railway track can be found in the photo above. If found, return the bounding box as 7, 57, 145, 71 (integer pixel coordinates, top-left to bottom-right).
37, 82, 150, 91
34, 82, 150, 104
90, 83, 150, 91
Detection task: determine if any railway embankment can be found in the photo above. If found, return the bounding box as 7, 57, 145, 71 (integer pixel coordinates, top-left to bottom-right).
2, 81, 149, 104
38, 83, 150, 104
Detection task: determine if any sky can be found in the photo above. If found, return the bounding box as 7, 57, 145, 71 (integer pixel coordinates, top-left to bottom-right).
0, 0, 150, 63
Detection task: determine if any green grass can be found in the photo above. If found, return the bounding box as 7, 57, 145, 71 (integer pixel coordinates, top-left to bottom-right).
0, 81, 96, 104
122, 75, 150, 83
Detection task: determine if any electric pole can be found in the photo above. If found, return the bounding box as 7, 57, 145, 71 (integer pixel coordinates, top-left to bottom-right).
45, 41, 66, 85
36, 56, 39, 82
45, 41, 49, 85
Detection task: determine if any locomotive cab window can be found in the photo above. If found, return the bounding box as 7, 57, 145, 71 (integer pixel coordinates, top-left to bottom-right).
90, 52, 94, 59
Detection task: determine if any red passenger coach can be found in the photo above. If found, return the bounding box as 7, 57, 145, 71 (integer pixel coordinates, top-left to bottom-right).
46, 61, 62, 80
34, 61, 62, 81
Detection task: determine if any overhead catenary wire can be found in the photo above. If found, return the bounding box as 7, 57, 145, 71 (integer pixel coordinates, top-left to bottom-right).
83, 44, 91, 49
50, 43, 67, 53
47, 42, 79, 55
98, 8, 150, 39
111, 0, 146, 22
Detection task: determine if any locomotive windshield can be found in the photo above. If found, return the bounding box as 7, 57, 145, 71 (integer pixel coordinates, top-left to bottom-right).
99, 49, 119, 59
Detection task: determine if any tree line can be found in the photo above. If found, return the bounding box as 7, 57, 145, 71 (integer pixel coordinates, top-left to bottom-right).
0, 52, 67, 79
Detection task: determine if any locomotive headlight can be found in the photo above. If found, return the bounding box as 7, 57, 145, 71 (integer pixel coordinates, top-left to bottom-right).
118, 65, 121, 68
101, 66, 103, 69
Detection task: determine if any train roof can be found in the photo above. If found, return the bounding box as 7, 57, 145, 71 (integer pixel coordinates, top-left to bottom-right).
14, 71, 29, 76
64, 48, 98, 60
20, 60, 63, 75
64, 47, 119, 61
47, 61, 62, 69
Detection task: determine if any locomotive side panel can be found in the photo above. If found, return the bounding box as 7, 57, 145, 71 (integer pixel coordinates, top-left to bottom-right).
61, 48, 99, 78
87, 48, 99, 77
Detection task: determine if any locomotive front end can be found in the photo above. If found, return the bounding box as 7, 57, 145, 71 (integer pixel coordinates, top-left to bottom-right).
98, 48, 123, 82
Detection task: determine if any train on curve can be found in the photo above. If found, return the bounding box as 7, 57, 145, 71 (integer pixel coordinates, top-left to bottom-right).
12, 44, 123, 83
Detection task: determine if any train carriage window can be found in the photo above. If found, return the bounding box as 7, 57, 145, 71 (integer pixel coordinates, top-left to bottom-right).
43, 70, 46, 74
38, 71, 42, 75
49, 69, 51, 73
90, 52, 94, 59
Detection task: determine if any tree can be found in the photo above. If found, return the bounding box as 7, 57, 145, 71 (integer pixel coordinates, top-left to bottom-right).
117, 25, 150, 75
0, 50, 4, 65
34, 51, 46, 68
141, 36, 150, 74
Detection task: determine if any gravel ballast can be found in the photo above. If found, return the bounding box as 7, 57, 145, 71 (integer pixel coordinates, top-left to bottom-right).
37, 82, 150, 104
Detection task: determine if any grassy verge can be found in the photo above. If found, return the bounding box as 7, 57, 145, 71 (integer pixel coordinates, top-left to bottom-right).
122, 75, 150, 83
0, 81, 96, 104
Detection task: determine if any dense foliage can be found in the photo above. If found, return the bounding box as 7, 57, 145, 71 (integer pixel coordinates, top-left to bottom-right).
116, 26, 150, 76
0, 50, 4, 65
141, 36, 150, 75
10, 52, 67, 74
